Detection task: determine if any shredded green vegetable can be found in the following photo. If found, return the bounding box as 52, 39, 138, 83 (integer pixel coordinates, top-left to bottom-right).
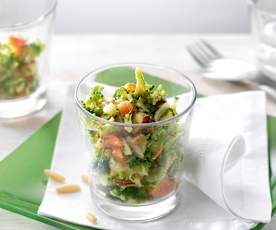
82, 68, 184, 203
0, 36, 44, 99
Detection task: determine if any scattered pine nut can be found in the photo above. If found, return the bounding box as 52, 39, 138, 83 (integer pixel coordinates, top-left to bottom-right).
44, 169, 65, 183
56, 184, 81, 194
86, 212, 97, 224
81, 175, 89, 184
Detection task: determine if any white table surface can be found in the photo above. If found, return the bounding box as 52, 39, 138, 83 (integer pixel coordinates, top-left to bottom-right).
1, 34, 276, 230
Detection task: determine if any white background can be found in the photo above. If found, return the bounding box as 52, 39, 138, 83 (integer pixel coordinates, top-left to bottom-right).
55, 0, 251, 33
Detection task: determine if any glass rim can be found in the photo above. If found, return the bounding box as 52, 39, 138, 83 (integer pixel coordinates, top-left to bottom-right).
0, 0, 57, 30
75, 63, 197, 128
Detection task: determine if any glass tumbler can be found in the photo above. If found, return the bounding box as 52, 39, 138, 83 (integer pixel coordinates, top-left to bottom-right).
249, 0, 276, 81
0, 0, 57, 118
75, 64, 196, 221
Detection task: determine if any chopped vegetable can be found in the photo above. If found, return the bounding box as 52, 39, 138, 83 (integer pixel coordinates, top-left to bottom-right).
124, 83, 136, 91
152, 144, 164, 160
127, 136, 145, 159
0, 35, 44, 99
134, 68, 146, 96
102, 134, 123, 148
142, 115, 151, 123
111, 147, 126, 164
8, 36, 26, 56
133, 135, 144, 144
118, 101, 134, 116
134, 112, 145, 123
154, 103, 170, 121
149, 178, 177, 198
114, 178, 136, 186
82, 68, 183, 203
103, 103, 117, 116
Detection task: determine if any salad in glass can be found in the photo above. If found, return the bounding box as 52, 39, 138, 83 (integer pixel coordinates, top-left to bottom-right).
81, 68, 186, 204
76, 64, 196, 221
0, 35, 44, 100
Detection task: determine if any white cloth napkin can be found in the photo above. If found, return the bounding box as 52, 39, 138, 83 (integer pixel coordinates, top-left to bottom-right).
182, 92, 271, 223
0, 81, 67, 161
38, 85, 271, 230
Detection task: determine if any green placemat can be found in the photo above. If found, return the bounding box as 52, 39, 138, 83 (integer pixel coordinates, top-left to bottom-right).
0, 67, 275, 230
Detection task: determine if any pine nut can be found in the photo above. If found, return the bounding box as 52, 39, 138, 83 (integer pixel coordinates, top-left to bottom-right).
56, 184, 81, 194
44, 169, 65, 183
86, 213, 97, 224
81, 175, 89, 184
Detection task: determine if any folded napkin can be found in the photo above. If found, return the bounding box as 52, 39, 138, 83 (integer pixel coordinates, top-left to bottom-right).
182, 92, 271, 222
38, 85, 271, 230
0, 81, 67, 161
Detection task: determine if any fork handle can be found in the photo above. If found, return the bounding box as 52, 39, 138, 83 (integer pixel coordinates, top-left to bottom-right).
257, 84, 276, 101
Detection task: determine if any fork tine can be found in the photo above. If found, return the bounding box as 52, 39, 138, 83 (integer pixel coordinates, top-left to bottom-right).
195, 41, 217, 61
200, 39, 223, 58
187, 44, 209, 67
187, 45, 206, 67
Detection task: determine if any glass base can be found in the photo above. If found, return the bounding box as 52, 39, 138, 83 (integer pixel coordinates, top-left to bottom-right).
94, 191, 180, 222
0, 87, 47, 119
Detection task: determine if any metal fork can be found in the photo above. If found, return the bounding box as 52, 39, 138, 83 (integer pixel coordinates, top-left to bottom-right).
187, 39, 276, 100
187, 39, 224, 68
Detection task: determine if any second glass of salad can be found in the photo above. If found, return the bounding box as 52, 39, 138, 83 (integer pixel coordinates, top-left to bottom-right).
0, 0, 56, 118
75, 64, 196, 221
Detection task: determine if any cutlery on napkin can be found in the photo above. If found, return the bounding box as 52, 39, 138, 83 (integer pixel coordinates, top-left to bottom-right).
38, 84, 271, 230
187, 39, 276, 100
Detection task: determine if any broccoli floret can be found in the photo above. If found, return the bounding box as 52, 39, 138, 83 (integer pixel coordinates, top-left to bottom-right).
114, 87, 128, 100
134, 68, 147, 96
149, 84, 167, 105
82, 85, 104, 116
110, 185, 149, 202
25, 40, 45, 61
